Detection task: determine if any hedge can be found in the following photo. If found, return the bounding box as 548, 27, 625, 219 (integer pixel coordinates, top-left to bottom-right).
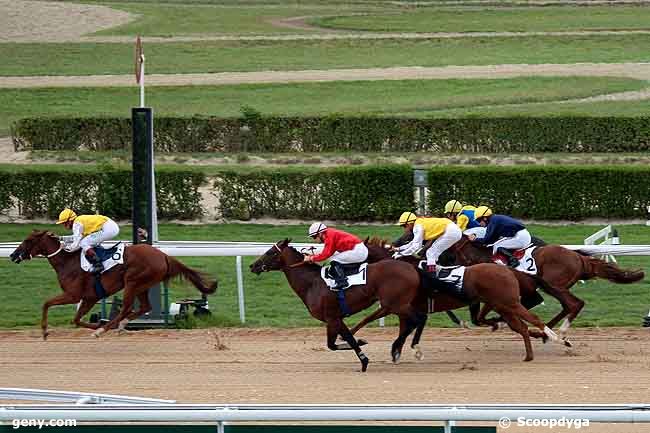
12, 116, 650, 153
214, 165, 414, 221
0, 166, 205, 220
2, 165, 649, 221
427, 166, 650, 220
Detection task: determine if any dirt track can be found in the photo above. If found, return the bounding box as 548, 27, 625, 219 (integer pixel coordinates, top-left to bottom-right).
2, 327, 650, 431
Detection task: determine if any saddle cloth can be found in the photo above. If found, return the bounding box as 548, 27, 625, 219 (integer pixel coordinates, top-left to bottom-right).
321, 263, 368, 290
493, 245, 538, 275
423, 264, 468, 312
80, 243, 125, 273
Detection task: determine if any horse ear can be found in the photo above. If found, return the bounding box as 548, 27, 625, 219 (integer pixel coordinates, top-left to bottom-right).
284, 238, 292, 245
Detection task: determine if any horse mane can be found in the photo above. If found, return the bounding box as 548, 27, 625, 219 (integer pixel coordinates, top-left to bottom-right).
287, 246, 322, 271
367, 236, 390, 247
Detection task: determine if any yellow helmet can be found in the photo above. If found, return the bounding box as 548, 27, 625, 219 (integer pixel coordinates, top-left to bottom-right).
474, 206, 493, 219
444, 200, 463, 214
56, 208, 77, 224
396, 211, 418, 226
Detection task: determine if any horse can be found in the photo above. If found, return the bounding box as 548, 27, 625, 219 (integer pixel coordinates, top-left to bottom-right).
249, 239, 427, 372
447, 235, 644, 337
9, 230, 218, 340
360, 237, 564, 361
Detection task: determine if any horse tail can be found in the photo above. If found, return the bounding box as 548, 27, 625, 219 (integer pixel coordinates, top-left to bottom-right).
165, 256, 218, 294
581, 255, 644, 284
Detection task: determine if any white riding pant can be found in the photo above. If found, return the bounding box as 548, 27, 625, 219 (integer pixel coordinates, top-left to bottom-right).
330, 242, 368, 264
79, 219, 120, 254
491, 229, 532, 254
464, 226, 486, 238
426, 223, 462, 266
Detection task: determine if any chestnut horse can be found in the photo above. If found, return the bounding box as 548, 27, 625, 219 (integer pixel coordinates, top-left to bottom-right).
447, 236, 644, 337
10, 231, 217, 340
358, 238, 564, 361
249, 239, 427, 372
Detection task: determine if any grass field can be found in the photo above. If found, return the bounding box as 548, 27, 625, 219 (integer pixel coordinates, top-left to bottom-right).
3, 35, 650, 76
2, 76, 645, 135
314, 5, 650, 33
1, 223, 648, 330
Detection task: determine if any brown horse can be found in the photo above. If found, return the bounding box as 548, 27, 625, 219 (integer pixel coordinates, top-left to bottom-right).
359, 238, 564, 361
447, 236, 644, 337
9, 230, 217, 340
249, 239, 427, 372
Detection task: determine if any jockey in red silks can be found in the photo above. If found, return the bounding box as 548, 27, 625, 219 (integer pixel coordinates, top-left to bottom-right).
303, 222, 369, 290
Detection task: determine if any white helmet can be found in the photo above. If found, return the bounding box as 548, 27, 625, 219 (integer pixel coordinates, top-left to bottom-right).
308, 222, 328, 238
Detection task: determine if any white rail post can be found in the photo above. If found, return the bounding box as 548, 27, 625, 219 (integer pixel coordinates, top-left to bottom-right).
236, 256, 246, 324
444, 420, 455, 433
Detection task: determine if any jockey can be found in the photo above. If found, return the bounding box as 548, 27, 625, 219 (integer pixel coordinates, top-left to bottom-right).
394, 211, 462, 274
469, 206, 531, 268
443, 199, 485, 237
56, 208, 120, 274
303, 222, 368, 290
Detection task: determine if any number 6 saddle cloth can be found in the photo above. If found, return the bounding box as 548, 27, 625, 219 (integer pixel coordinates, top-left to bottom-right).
80, 243, 126, 273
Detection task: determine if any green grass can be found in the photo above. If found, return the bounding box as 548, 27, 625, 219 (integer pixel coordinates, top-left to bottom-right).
3, 35, 650, 76
1, 223, 648, 329
315, 5, 650, 33
1, 76, 645, 135
91, 2, 382, 36
409, 99, 650, 118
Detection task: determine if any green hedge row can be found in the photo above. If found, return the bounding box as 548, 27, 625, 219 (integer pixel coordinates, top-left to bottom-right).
215, 165, 414, 221
0, 167, 205, 220
428, 166, 650, 220
2, 165, 649, 221
12, 116, 650, 153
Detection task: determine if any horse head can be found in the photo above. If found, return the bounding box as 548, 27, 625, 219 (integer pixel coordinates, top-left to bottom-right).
10, 230, 61, 264
250, 238, 295, 274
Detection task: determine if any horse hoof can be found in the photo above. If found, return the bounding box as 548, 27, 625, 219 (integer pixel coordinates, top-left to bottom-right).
563, 337, 573, 348
42, 332, 49, 341
392, 351, 401, 365
542, 335, 549, 344
92, 328, 105, 338
524, 356, 534, 362
361, 357, 369, 372
413, 344, 424, 361
357, 339, 368, 347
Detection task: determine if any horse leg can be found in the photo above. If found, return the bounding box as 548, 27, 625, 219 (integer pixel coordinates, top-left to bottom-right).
392, 308, 425, 364
118, 291, 152, 333
350, 306, 389, 335
72, 299, 100, 330
476, 303, 501, 331
511, 303, 570, 347
556, 293, 585, 343
495, 307, 534, 362
410, 313, 428, 361
41, 293, 78, 341
94, 288, 136, 338
327, 320, 369, 372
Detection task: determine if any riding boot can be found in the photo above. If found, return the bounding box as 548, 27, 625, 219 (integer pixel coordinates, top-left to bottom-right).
329, 261, 348, 290
85, 248, 104, 274
497, 248, 519, 268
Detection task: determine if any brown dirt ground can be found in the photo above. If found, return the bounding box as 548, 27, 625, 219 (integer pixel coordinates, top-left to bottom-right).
1, 327, 650, 432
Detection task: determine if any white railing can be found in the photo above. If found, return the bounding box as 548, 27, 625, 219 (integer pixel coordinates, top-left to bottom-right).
0, 388, 175, 405
2, 240, 649, 325
2, 403, 650, 433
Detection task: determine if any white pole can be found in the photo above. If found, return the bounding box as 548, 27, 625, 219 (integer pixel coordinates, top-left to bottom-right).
139, 56, 145, 108
236, 256, 246, 323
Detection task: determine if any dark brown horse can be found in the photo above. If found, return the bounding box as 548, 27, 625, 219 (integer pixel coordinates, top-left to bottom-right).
10, 230, 217, 340
249, 239, 427, 372
360, 238, 564, 361
447, 236, 644, 337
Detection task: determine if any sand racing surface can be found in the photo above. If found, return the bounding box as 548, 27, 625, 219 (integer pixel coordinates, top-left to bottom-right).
2, 327, 650, 431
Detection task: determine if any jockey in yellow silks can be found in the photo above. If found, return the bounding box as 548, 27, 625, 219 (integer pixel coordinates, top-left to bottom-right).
56, 208, 120, 273
443, 199, 486, 238
393, 211, 462, 273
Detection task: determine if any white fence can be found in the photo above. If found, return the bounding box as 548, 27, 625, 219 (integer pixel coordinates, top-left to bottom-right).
3, 402, 650, 432
2, 240, 650, 325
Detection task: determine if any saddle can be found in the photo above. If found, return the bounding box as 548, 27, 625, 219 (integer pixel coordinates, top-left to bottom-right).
418, 265, 470, 303
325, 263, 361, 279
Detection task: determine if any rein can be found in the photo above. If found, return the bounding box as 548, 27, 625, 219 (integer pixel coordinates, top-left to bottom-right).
34, 242, 64, 259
